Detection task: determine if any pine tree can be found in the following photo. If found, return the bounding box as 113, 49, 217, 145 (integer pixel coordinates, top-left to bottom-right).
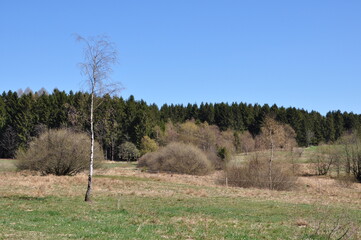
333, 110, 344, 140
325, 112, 336, 142
214, 103, 233, 131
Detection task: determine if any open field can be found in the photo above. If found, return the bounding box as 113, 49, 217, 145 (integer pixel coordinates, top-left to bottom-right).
231, 147, 318, 164
0, 159, 17, 173
1, 159, 361, 239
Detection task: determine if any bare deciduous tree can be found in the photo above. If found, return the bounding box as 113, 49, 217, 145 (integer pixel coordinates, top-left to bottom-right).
261, 117, 280, 189
257, 117, 297, 189
77, 35, 120, 202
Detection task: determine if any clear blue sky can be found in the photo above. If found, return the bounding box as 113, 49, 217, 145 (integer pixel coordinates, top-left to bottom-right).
1, 0, 360, 115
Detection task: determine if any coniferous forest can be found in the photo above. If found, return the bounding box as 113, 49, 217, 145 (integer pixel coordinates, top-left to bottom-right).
0, 88, 360, 159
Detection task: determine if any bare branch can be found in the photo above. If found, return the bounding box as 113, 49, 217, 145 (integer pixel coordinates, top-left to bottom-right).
76, 34, 121, 96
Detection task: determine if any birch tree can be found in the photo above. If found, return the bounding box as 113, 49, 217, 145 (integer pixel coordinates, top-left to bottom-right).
259, 117, 296, 189
261, 117, 280, 189
77, 35, 119, 202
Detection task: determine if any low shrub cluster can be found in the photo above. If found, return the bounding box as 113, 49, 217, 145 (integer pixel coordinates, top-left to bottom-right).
138, 142, 213, 175
118, 141, 140, 162
154, 120, 235, 169
17, 129, 103, 176
310, 131, 361, 183
224, 155, 297, 191
140, 136, 159, 155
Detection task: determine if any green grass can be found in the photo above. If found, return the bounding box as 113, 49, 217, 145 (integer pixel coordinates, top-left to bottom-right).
231, 147, 322, 165
0, 194, 357, 240
94, 174, 152, 182
0, 159, 17, 172
232, 150, 304, 165
100, 161, 137, 169
1, 191, 360, 239
300, 147, 319, 163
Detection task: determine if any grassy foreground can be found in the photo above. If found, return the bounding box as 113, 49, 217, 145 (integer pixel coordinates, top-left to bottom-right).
0, 160, 360, 239
1, 195, 356, 240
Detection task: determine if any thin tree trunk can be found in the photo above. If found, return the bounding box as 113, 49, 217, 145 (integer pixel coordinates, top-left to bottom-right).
85, 91, 95, 202
111, 136, 114, 161
345, 144, 351, 175
291, 148, 295, 175
269, 133, 274, 190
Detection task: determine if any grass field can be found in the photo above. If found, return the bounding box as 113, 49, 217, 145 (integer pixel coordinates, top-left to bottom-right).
1, 159, 361, 239
231, 147, 318, 163
0, 159, 17, 172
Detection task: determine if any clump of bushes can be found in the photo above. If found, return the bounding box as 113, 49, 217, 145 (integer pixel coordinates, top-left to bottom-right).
140, 136, 159, 155
224, 155, 297, 191
138, 142, 213, 175
17, 129, 103, 176
154, 120, 236, 169
118, 141, 140, 162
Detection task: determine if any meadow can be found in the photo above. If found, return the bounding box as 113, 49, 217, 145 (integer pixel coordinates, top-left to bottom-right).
1, 156, 361, 240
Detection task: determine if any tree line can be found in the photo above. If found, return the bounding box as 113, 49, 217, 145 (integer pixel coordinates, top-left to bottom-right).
0, 88, 360, 159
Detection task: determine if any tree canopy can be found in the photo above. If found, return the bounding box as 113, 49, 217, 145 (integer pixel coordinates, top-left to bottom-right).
0, 89, 360, 159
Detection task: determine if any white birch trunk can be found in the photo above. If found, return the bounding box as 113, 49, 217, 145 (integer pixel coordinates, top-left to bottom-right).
85, 90, 95, 202
269, 130, 274, 190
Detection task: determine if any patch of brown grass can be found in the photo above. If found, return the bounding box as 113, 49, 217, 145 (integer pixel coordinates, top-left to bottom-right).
294, 163, 318, 176
107, 167, 361, 208
0, 171, 87, 197
1, 164, 361, 209
295, 218, 309, 227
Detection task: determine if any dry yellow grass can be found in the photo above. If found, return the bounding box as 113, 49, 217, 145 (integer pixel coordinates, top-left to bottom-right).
1, 165, 361, 210
99, 166, 361, 207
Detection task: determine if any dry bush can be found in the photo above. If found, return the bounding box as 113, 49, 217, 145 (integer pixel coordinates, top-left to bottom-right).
205, 150, 227, 170
335, 175, 355, 188
137, 142, 213, 175
224, 155, 297, 190
301, 207, 360, 240
311, 145, 339, 176
155, 120, 236, 169
238, 131, 255, 154
255, 117, 297, 151
16, 129, 103, 176
339, 132, 361, 182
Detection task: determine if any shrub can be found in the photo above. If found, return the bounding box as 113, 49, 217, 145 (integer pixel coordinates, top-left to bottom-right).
224, 155, 297, 190
118, 142, 140, 162
335, 175, 355, 188
311, 145, 339, 176
155, 120, 235, 169
16, 129, 103, 176
255, 117, 297, 151
217, 146, 230, 161
137, 142, 213, 175
215, 146, 230, 170
339, 132, 361, 182
238, 131, 255, 154
205, 151, 223, 170
140, 136, 159, 155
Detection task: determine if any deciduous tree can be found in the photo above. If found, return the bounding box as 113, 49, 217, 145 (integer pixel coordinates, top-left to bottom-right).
257, 117, 296, 189
77, 35, 119, 202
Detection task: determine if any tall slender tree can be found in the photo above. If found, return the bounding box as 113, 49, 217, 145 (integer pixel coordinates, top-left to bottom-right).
259, 117, 292, 190
77, 35, 119, 202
